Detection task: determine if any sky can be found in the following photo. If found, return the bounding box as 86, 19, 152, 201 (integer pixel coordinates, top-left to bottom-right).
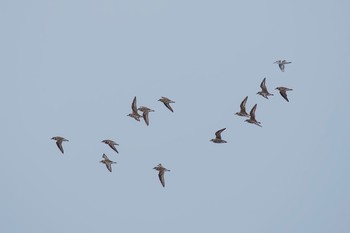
1, 0, 350, 232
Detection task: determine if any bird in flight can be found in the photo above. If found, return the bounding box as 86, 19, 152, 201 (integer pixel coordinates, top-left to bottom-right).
153, 163, 170, 187
101, 139, 119, 153
138, 106, 155, 126
100, 154, 117, 172
51, 136, 69, 154
257, 77, 274, 99
235, 96, 250, 117
275, 87, 293, 102
274, 60, 292, 72
127, 96, 142, 122
245, 104, 262, 127
210, 128, 227, 143
158, 96, 175, 112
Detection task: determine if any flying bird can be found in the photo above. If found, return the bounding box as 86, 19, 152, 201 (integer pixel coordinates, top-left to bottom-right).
100, 154, 116, 172
101, 139, 119, 153
127, 96, 142, 122
138, 106, 155, 126
276, 87, 293, 102
257, 77, 274, 99
51, 136, 69, 154
274, 60, 292, 72
245, 104, 262, 127
210, 128, 227, 143
158, 96, 175, 112
153, 163, 170, 187
235, 96, 250, 117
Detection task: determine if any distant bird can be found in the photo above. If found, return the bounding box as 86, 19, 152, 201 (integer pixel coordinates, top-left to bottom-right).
138, 106, 155, 126
153, 163, 170, 187
235, 96, 250, 117
245, 104, 262, 127
100, 154, 116, 172
51, 136, 69, 154
257, 78, 274, 99
101, 139, 119, 153
127, 96, 142, 122
276, 87, 293, 102
158, 96, 175, 112
210, 128, 227, 143
274, 60, 292, 72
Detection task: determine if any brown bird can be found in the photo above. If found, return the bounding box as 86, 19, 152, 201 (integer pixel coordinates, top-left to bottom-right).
210, 128, 227, 143
51, 136, 69, 154
257, 78, 273, 99
245, 104, 262, 127
153, 163, 170, 187
127, 96, 142, 122
275, 87, 293, 102
138, 106, 155, 126
158, 96, 175, 112
101, 139, 119, 153
235, 96, 250, 117
100, 154, 117, 172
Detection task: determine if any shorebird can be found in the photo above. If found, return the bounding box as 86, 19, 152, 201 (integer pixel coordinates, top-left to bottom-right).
276, 87, 293, 102
158, 96, 175, 112
257, 78, 274, 99
210, 128, 227, 143
235, 96, 250, 117
138, 106, 155, 126
245, 104, 262, 127
127, 96, 142, 122
100, 154, 116, 172
101, 139, 119, 153
153, 163, 170, 187
51, 136, 69, 154
274, 60, 292, 72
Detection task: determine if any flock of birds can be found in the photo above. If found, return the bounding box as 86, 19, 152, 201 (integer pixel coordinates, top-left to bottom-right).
51, 59, 292, 188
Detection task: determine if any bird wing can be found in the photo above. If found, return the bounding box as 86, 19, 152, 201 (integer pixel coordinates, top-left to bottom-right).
102, 153, 109, 160
164, 102, 174, 112
143, 112, 150, 126
279, 64, 285, 72
250, 104, 257, 119
56, 141, 64, 154
109, 144, 119, 153
158, 170, 165, 187
131, 96, 138, 113
215, 128, 226, 139
260, 78, 267, 92
279, 91, 289, 102
106, 163, 112, 172
240, 96, 248, 112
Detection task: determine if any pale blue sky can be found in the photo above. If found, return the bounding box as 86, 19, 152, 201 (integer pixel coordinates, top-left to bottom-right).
1, 0, 350, 232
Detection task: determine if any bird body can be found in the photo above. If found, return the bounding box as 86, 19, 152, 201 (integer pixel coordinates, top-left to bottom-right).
235, 96, 250, 117
274, 60, 292, 72
276, 87, 293, 102
102, 139, 119, 153
245, 104, 262, 127
210, 128, 227, 143
257, 78, 274, 99
158, 96, 175, 112
100, 154, 116, 172
153, 163, 170, 187
128, 96, 142, 121
51, 136, 69, 154
138, 106, 155, 126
